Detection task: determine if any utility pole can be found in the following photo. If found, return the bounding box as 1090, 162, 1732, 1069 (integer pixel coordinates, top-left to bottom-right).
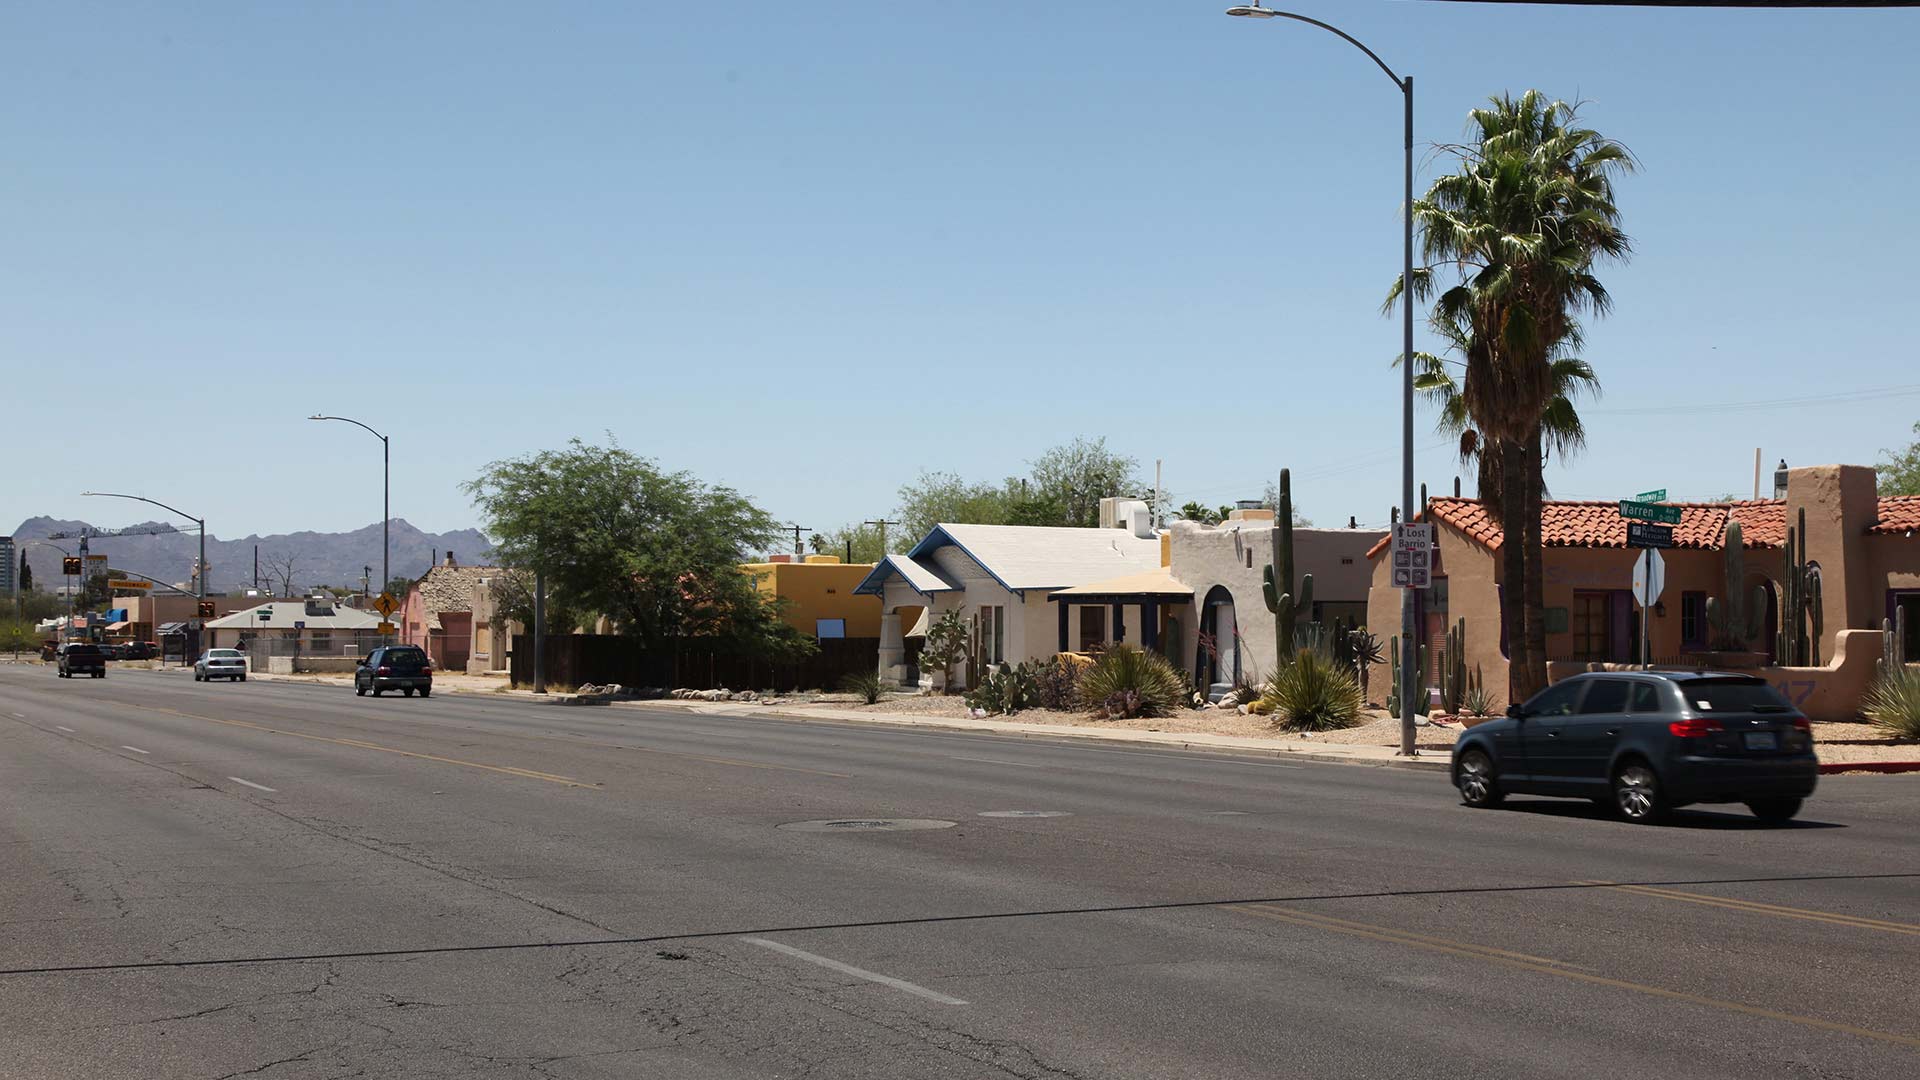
532, 570, 546, 695
1154, 459, 1163, 527
254, 545, 259, 590
786, 525, 809, 557
362, 565, 372, 604
863, 519, 901, 558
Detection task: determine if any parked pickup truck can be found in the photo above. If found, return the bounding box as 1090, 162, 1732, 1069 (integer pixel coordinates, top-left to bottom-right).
57, 643, 106, 679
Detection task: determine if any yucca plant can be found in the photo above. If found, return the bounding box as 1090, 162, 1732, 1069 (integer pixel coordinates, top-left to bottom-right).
1461, 683, 1501, 719
1862, 665, 1920, 739
839, 670, 885, 706
1077, 644, 1189, 719
1260, 647, 1363, 732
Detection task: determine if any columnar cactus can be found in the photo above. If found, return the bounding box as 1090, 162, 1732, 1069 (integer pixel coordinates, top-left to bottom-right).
1389, 635, 1428, 717
1438, 618, 1469, 715
1705, 520, 1765, 649
1776, 508, 1825, 667
1263, 469, 1313, 671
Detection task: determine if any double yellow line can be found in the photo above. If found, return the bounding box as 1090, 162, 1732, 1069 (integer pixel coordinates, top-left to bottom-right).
1228, 903, 1920, 1049
1582, 880, 1920, 937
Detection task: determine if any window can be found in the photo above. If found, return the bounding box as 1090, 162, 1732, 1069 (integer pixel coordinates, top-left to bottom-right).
1578, 679, 1630, 714
1686, 680, 1792, 713
1078, 606, 1105, 652
1523, 680, 1584, 717
1629, 682, 1665, 713
309, 631, 332, 653
977, 606, 1005, 663
815, 618, 846, 640
1680, 591, 1707, 650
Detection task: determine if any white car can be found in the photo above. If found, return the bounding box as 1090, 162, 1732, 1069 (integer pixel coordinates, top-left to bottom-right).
194, 649, 249, 682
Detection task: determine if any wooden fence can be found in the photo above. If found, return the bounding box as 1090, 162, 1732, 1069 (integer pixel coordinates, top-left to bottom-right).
508, 634, 879, 692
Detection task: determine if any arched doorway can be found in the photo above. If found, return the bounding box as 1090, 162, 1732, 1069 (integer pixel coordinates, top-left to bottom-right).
1199, 585, 1239, 692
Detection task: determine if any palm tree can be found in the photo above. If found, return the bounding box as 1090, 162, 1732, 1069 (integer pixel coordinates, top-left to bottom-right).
1389, 91, 1633, 701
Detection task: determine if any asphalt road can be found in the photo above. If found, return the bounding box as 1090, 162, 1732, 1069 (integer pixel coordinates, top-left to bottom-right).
2, 664, 1917, 1079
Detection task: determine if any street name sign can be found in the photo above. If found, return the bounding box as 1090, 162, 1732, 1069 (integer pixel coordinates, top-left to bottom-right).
1634, 488, 1668, 503
1390, 523, 1434, 589
111, 579, 154, 591
1619, 500, 1681, 525
1626, 522, 1675, 549
1632, 547, 1667, 607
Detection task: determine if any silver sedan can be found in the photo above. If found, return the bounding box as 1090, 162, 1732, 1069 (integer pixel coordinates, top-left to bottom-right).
194, 649, 249, 682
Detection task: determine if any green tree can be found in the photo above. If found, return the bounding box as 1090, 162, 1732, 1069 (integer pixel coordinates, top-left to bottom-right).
810, 524, 891, 564
1879, 422, 1920, 495
1177, 502, 1221, 526
0, 618, 41, 659
1026, 436, 1141, 528
464, 439, 812, 664
1391, 90, 1633, 701
895, 471, 1011, 540
17, 551, 30, 592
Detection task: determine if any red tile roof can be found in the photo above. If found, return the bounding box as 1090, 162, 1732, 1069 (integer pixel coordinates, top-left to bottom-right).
1870, 495, 1920, 535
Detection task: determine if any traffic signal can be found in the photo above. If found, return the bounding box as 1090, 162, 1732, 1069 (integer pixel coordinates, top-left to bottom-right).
197, 601, 216, 618
63, 556, 82, 576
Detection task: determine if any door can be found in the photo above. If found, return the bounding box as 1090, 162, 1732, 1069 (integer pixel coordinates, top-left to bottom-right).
1562, 678, 1633, 790
1572, 593, 1610, 662
1511, 679, 1587, 786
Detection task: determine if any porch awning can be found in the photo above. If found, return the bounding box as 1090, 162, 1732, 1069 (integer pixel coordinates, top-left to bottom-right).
104, 621, 130, 631
1047, 567, 1193, 604
158, 622, 187, 634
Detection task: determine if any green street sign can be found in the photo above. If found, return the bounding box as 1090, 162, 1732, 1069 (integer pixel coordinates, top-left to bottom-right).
1620, 500, 1682, 524
1634, 488, 1667, 503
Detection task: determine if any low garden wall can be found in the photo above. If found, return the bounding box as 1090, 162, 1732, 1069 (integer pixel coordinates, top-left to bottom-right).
1545, 628, 1885, 722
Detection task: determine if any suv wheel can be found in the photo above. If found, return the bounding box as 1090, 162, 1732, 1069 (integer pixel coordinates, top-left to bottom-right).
1746, 797, 1802, 825
355, 683, 367, 697
1456, 749, 1503, 808
1613, 761, 1666, 824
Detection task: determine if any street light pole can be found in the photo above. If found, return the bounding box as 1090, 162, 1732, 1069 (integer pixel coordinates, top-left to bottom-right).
309, 415, 390, 611
79, 492, 207, 600
1226, 2, 1419, 755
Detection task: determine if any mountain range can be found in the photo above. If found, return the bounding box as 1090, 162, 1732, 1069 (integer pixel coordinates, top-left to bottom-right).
9, 516, 493, 595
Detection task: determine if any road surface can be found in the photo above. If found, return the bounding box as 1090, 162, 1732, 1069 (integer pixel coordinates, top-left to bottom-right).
2, 665, 1916, 1078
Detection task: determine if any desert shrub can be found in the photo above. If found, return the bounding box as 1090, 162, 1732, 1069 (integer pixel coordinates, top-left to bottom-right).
1038, 653, 1092, 710
1862, 665, 1920, 739
1461, 683, 1501, 719
840, 670, 885, 705
1077, 644, 1189, 719
1259, 647, 1363, 731
965, 661, 1044, 716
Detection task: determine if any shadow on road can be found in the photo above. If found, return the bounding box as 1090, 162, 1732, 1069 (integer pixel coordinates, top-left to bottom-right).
1497, 798, 1846, 830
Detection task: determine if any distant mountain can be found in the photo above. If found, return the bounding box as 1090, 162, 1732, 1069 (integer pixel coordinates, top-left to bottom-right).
9, 516, 493, 595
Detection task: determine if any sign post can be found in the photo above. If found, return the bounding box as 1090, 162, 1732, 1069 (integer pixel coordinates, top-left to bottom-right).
1622, 490, 1672, 670
1631, 548, 1667, 671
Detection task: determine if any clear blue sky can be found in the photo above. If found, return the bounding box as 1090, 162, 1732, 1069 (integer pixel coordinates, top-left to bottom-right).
6, 1, 1916, 544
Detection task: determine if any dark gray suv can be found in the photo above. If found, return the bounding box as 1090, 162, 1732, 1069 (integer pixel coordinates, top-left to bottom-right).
354, 645, 434, 698
1451, 671, 1817, 825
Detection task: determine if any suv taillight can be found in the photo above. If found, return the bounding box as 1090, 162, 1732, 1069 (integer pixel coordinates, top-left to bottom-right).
420, 666, 432, 675
1669, 718, 1724, 738
1791, 716, 1811, 732
376, 665, 392, 676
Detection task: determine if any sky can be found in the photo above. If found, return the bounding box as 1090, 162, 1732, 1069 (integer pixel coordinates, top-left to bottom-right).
6, 1, 1917, 546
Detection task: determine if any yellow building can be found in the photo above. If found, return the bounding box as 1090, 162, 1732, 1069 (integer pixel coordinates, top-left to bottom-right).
744, 555, 883, 639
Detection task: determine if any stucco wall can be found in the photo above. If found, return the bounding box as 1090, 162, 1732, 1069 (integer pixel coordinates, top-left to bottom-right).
746, 560, 884, 638
1786, 464, 1880, 659
1171, 520, 1386, 687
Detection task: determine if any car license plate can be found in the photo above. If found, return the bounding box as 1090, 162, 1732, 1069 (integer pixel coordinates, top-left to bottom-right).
1744, 731, 1778, 751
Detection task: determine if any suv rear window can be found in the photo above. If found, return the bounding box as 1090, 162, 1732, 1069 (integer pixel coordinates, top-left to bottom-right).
67, 645, 101, 655
1685, 680, 1792, 713
383, 648, 428, 667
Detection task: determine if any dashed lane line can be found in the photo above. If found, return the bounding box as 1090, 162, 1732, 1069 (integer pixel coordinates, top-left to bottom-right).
121, 745, 151, 755
227, 777, 278, 793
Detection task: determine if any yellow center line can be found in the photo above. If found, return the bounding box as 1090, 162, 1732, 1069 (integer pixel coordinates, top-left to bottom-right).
1240, 905, 1582, 969
1579, 881, 1920, 937
141, 705, 596, 788
1226, 904, 1920, 1050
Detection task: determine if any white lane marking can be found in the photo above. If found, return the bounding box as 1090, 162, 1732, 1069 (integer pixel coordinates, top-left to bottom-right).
741, 938, 968, 1005
55, 725, 76, 733
227, 777, 277, 793
950, 756, 1045, 768
9, 712, 25, 719
1207, 810, 1253, 816
121, 745, 151, 755
1051, 745, 1303, 770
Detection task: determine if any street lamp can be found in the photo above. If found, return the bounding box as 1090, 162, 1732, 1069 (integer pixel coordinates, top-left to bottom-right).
80, 492, 208, 600
1226, 2, 1419, 756
309, 415, 390, 612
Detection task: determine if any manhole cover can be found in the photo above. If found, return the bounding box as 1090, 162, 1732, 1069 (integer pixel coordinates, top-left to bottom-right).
976, 810, 1072, 819
778, 818, 957, 833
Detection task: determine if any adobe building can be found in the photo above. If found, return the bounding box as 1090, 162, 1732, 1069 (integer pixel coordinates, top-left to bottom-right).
1363, 463, 1920, 718
745, 554, 883, 641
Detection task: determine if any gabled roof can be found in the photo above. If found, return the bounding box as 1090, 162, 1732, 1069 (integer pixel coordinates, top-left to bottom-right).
852, 553, 961, 598
911, 523, 1162, 593
204, 601, 381, 631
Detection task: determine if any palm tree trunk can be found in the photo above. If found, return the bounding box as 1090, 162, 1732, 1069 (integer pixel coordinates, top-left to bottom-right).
1498, 439, 1529, 705
1522, 427, 1550, 699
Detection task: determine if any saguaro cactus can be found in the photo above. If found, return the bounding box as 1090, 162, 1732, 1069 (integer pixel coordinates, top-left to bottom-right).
1263, 469, 1313, 671
1389, 635, 1428, 717
1438, 618, 1469, 715
1705, 520, 1765, 649
1776, 508, 1826, 667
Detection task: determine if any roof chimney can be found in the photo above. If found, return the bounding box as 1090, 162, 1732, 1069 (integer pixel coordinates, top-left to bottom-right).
443, 551, 456, 568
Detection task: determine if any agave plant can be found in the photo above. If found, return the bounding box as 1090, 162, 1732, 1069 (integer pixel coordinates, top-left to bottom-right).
839, 670, 885, 706
1077, 644, 1189, 719
1259, 647, 1364, 732
1862, 665, 1920, 739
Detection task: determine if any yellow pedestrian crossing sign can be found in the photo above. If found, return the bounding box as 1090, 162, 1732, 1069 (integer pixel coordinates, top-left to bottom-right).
374, 592, 398, 617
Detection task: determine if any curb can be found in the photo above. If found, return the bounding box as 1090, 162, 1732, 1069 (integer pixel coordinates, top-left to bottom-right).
624, 699, 1454, 772
1820, 761, 1920, 775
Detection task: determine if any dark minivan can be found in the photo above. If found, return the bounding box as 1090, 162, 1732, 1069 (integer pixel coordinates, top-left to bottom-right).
355, 645, 434, 698
1451, 671, 1817, 824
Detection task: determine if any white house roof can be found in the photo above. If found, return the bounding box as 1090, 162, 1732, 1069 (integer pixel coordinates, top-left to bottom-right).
853, 553, 962, 597
204, 601, 382, 631
916, 524, 1162, 592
